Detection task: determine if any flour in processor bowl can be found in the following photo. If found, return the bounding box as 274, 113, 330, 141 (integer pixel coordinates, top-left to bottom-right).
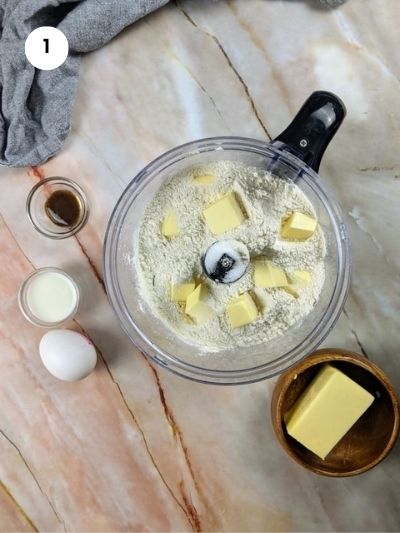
136, 160, 326, 350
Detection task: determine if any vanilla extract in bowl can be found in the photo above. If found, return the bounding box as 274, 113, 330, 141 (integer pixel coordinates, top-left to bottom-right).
27, 177, 89, 239
45, 189, 83, 227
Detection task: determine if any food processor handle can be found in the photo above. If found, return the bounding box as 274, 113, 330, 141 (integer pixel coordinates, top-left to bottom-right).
271, 91, 346, 172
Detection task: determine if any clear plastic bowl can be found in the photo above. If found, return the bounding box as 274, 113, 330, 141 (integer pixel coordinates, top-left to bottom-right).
104, 137, 351, 384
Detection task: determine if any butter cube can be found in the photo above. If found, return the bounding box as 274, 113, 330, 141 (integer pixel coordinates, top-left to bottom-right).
292, 270, 312, 285
193, 174, 215, 185
284, 270, 312, 298
170, 282, 196, 302
161, 211, 179, 238
285, 364, 374, 460
226, 292, 258, 329
185, 284, 214, 325
254, 260, 288, 288
281, 212, 317, 241
203, 192, 246, 235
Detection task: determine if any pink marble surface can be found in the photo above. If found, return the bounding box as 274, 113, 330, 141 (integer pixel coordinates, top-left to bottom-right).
1, 0, 400, 531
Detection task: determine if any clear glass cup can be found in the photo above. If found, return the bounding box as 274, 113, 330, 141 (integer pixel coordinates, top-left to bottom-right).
26, 177, 89, 239
18, 267, 80, 328
103, 137, 351, 385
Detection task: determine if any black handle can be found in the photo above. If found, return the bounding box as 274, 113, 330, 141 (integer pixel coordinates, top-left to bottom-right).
272, 91, 346, 172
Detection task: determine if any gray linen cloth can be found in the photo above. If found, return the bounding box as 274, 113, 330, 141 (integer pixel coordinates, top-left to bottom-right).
0, 0, 345, 168
0, 0, 168, 167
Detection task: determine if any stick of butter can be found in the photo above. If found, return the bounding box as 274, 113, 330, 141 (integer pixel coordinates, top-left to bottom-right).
170, 282, 196, 302
161, 210, 179, 238
284, 270, 312, 298
226, 292, 258, 329
254, 260, 288, 288
193, 174, 215, 185
185, 284, 214, 325
281, 212, 317, 241
285, 364, 375, 460
203, 192, 246, 235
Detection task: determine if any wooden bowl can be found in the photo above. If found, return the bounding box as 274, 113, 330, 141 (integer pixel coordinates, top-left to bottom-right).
271, 349, 400, 477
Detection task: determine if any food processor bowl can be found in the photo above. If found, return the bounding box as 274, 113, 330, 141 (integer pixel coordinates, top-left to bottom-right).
104, 92, 351, 384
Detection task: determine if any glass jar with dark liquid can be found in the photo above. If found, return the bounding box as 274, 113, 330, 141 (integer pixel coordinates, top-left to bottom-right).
27, 177, 89, 239
45, 189, 83, 228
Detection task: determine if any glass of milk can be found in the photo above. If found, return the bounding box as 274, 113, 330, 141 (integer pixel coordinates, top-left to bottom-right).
18, 268, 80, 327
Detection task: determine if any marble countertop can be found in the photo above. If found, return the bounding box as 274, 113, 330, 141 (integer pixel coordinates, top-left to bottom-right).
1, 0, 400, 531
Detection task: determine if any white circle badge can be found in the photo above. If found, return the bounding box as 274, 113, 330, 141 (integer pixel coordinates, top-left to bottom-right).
25, 26, 69, 70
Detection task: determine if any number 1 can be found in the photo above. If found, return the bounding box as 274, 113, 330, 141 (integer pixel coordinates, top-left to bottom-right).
43, 38, 49, 53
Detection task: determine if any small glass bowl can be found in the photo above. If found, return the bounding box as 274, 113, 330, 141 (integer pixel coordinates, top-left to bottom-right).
18, 267, 80, 328
26, 177, 89, 239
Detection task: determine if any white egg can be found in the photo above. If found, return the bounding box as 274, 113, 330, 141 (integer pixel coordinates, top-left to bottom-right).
39, 329, 97, 381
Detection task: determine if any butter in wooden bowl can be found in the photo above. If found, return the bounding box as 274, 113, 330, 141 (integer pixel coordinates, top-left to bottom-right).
284, 364, 374, 460
271, 349, 400, 476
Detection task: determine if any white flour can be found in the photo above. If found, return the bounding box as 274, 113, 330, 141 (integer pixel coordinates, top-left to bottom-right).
136, 161, 326, 350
